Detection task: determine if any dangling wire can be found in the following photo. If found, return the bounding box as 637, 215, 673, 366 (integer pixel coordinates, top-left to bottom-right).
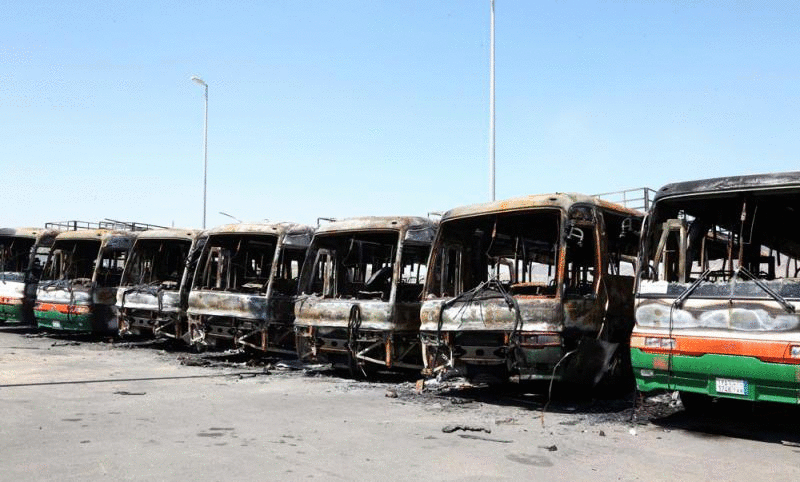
347, 303, 364, 376
434, 278, 525, 374
541, 347, 578, 426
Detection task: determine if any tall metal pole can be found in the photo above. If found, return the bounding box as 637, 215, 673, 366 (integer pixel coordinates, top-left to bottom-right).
489, 0, 496, 202
202, 83, 208, 229
191, 76, 208, 229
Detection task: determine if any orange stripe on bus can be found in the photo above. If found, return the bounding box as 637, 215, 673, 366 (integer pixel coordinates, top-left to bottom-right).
34, 303, 88, 315
631, 335, 800, 364
35, 303, 66, 312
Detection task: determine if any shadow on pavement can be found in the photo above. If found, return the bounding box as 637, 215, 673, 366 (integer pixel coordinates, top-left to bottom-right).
650, 398, 800, 446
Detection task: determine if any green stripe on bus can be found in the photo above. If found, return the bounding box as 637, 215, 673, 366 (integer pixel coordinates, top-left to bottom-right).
631, 348, 800, 404
35, 311, 94, 332
0, 304, 25, 323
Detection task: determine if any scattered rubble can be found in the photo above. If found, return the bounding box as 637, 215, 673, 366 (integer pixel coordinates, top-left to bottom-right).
442, 424, 491, 434
51, 341, 80, 347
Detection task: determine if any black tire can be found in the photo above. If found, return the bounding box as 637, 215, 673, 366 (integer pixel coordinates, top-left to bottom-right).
679, 391, 713, 413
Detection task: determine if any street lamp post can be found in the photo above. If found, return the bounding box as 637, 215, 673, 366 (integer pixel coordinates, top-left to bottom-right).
489, 0, 496, 202
191, 75, 208, 229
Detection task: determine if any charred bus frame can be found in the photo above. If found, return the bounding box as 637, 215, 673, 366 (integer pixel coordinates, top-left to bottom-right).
294, 216, 437, 374
186, 223, 313, 353
0, 228, 60, 325
34, 229, 137, 334
117, 229, 206, 339
632, 172, 800, 407
419, 193, 643, 385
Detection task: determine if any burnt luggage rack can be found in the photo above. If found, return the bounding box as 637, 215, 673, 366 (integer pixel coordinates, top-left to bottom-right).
45, 219, 168, 232
593, 187, 656, 212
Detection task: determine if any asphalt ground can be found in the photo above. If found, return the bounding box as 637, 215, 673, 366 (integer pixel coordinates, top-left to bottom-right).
1, 327, 799, 481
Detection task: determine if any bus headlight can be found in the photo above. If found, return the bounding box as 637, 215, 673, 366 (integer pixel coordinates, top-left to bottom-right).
644, 337, 675, 349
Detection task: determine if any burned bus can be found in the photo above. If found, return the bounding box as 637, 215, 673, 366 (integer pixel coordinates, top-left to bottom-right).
117, 229, 206, 339
34, 229, 136, 334
0, 227, 60, 325
186, 223, 313, 353
631, 172, 800, 407
419, 193, 643, 385
294, 217, 437, 375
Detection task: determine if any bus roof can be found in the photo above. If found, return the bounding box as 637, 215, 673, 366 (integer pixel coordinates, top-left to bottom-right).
132, 228, 200, 241
205, 222, 313, 237
653, 171, 800, 204
54, 229, 137, 242
314, 216, 436, 235
0, 227, 60, 240
440, 192, 641, 222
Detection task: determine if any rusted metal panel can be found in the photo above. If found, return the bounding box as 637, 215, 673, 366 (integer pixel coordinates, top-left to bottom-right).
419, 193, 643, 385
186, 222, 313, 353
294, 216, 437, 374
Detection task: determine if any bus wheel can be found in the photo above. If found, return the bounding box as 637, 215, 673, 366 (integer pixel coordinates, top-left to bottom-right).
679, 391, 713, 413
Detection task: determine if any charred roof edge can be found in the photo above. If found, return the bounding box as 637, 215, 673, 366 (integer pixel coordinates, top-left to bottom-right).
653, 171, 800, 205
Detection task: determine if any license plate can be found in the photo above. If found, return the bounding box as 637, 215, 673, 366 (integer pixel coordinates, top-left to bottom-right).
52, 321, 61, 329
716, 378, 748, 395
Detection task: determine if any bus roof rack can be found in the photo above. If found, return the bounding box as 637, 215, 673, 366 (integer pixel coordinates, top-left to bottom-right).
593, 187, 656, 212
44, 219, 169, 232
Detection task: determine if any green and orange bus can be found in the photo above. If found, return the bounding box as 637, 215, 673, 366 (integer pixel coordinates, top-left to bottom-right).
35, 229, 136, 334
0, 227, 60, 325
632, 172, 800, 408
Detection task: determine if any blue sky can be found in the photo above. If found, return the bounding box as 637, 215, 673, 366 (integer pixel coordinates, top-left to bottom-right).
2, 1, 799, 229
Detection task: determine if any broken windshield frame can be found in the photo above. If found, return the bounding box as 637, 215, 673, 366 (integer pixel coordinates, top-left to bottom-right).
0, 237, 36, 281
192, 234, 278, 295
41, 240, 102, 282
299, 230, 403, 302
424, 209, 564, 299
638, 189, 800, 291
121, 239, 192, 289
